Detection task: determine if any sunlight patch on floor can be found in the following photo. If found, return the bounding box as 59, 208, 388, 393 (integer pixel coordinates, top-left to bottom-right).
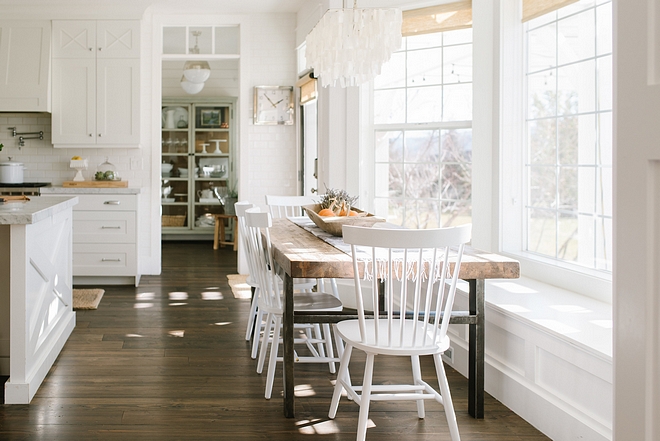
214, 322, 232, 326
136, 292, 155, 300
295, 419, 340, 435
169, 303, 188, 306
168, 330, 185, 338
202, 291, 224, 300
134, 303, 153, 309
294, 383, 316, 397
169, 292, 189, 300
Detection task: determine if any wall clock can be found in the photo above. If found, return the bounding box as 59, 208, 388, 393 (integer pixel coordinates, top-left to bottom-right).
253, 86, 294, 125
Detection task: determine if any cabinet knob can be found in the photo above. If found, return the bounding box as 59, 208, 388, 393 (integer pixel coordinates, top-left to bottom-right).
89, 134, 93, 137
98, 47, 103, 51
104, 200, 120, 205
101, 258, 121, 262
98, 134, 102, 137
88, 47, 93, 51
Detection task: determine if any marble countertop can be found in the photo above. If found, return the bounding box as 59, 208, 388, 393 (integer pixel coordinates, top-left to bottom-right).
0, 196, 78, 225
41, 187, 141, 195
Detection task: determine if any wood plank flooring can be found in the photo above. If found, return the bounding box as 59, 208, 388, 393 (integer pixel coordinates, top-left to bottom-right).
0, 241, 550, 440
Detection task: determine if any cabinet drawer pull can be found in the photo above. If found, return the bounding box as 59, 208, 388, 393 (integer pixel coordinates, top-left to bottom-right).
101, 226, 121, 229
104, 200, 120, 205
101, 258, 121, 262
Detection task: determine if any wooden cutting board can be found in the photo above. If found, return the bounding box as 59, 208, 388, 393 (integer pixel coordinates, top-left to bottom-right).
63, 180, 128, 188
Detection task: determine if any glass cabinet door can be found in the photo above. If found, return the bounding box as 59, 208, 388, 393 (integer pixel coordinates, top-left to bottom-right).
161, 104, 191, 231
192, 104, 231, 231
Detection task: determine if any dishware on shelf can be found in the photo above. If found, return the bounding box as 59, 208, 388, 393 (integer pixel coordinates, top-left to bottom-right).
199, 197, 218, 204
162, 106, 188, 129
210, 139, 227, 154
179, 167, 188, 177
70, 158, 88, 182
161, 186, 173, 198
161, 163, 173, 176
165, 109, 176, 129
162, 197, 175, 203
197, 189, 213, 199
201, 143, 209, 154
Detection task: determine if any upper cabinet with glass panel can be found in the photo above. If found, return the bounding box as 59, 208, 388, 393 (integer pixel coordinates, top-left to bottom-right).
163, 26, 239, 58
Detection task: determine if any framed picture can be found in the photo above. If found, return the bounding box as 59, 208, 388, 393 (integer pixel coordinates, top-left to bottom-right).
200, 109, 221, 128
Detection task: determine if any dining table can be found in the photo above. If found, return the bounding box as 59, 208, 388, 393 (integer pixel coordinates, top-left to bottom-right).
268, 217, 520, 419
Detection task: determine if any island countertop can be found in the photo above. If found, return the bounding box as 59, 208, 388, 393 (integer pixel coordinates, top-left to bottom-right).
41, 187, 141, 195
0, 196, 78, 225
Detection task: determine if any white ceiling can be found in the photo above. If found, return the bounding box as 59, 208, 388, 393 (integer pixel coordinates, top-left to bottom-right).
0, 0, 446, 18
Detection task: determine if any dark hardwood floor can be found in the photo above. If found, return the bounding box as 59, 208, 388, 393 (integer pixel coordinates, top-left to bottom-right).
0, 241, 549, 440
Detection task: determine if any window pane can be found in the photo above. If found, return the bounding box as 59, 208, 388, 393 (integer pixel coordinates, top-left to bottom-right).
577, 166, 596, 213
528, 119, 557, 164
406, 33, 443, 50
529, 166, 556, 208
375, 131, 403, 162
404, 199, 440, 229
596, 3, 612, 55
404, 163, 439, 198
597, 112, 612, 166
595, 217, 612, 271
441, 163, 471, 200
597, 55, 612, 111
404, 131, 439, 163
374, 163, 391, 197
443, 83, 472, 121
558, 166, 578, 212
559, 0, 597, 18
374, 89, 405, 124
577, 114, 596, 164
443, 44, 472, 84
387, 163, 404, 198
408, 48, 443, 87
528, 208, 557, 257
407, 86, 442, 123
528, 71, 557, 118
441, 129, 472, 162
557, 213, 578, 261
443, 28, 472, 45
596, 166, 612, 216
528, 22, 556, 74
558, 10, 595, 65
557, 59, 596, 114
384, 198, 404, 226
441, 200, 472, 227
375, 52, 406, 89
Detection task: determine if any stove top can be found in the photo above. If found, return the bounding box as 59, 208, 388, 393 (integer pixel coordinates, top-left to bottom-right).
0, 182, 51, 188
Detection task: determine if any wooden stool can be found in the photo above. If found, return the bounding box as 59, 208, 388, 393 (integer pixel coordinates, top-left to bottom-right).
213, 214, 238, 251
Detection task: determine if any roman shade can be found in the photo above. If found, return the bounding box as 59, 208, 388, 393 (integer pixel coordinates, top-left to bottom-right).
522, 0, 579, 22
402, 1, 472, 37
296, 73, 317, 105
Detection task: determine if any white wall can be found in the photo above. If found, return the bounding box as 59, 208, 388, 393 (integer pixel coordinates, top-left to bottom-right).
613, 1, 660, 439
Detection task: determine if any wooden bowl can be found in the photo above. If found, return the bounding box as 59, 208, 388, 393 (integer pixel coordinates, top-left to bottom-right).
302, 204, 385, 237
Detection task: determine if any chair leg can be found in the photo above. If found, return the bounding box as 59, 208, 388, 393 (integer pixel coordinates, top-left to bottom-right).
265, 315, 282, 400
256, 313, 272, 374
322, 323, 336, 374
356, 353, 375, 441
433, 353, 460, 441
312, 324, 329, 369
329, 342, 353, 419
251, 307, 265, 359
411, 355, 426, 419
245, 287, 259, 341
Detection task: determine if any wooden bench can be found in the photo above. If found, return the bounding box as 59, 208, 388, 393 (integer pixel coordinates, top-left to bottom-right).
212, 214, 238, 251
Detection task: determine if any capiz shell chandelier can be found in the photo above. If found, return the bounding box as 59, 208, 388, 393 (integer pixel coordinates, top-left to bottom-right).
306, 4, 402, 88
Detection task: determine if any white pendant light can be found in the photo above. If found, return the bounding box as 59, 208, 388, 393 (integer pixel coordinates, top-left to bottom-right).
183, 60, 211, 83
180, 75, 204, 94
305, 2, 402, 88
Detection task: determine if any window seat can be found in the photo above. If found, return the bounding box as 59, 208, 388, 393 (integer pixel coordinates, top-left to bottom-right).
482, 277, 612, 359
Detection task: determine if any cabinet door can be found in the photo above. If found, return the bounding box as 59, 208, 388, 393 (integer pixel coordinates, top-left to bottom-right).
52, 58, 96, 145
52, 20, 96, 58
96, 58, 140, 145
0, 20, 51, 112
97, 21, 140, 58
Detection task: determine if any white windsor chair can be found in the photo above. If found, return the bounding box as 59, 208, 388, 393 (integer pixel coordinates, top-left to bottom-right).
328, 223, 472, 441
245, 208, 343, 399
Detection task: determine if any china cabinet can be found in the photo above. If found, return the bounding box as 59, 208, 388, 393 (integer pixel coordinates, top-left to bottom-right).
161, 98, 236, 237
51, 20, 140, 148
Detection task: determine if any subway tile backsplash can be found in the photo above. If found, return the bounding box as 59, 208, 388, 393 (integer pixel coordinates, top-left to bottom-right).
0, 113, 148, 187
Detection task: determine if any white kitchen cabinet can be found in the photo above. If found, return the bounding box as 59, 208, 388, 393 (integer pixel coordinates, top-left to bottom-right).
51, 20, 140, 148
72, 194, 140, 286
0, 20, 51, 112
43, 192, 141, 286
52, 20, 139, 59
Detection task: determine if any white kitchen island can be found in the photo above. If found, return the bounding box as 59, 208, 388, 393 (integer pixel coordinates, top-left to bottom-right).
0, 196, 78, 404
